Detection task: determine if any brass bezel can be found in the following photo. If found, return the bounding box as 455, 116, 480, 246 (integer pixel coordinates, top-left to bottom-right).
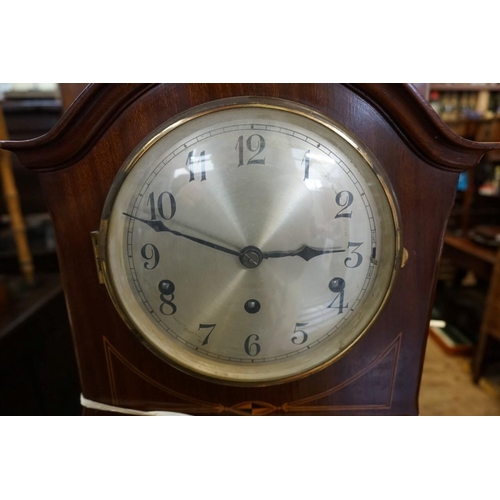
97, 96, 403, 387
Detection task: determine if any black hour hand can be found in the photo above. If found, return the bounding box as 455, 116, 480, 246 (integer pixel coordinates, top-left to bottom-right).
263, 245, 344, 261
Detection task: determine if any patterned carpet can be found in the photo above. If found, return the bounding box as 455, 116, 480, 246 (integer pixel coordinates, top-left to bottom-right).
419, 336, 500, 416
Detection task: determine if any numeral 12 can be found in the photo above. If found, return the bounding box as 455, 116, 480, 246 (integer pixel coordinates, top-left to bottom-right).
235, 134, 266, 166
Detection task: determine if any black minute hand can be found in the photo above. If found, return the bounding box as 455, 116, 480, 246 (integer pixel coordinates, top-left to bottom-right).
123, 213, 241, 257
262, 245, 345, 262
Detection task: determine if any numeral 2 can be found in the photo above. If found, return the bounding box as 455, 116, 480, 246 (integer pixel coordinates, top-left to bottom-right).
334, 190, 354, 218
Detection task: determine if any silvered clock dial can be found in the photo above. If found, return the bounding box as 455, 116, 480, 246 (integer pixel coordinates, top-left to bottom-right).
98, 97, 401, 385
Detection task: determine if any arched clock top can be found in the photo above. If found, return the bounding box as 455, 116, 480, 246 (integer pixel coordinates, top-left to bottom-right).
1, 83, 499, 173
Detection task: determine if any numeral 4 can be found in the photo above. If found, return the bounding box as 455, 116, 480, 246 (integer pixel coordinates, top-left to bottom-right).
328, 291, 348, 314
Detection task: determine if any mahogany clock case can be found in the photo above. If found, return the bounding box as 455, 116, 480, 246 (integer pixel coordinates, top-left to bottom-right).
2, 84, 497, 415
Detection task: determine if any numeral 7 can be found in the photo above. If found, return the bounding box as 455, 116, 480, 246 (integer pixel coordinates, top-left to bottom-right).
199, 323, 217, 346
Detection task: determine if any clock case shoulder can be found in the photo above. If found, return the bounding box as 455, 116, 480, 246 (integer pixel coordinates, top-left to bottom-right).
1, 83, 499, 173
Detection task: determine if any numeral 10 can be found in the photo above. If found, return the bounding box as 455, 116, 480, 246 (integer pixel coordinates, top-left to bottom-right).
147, 191, 176, 220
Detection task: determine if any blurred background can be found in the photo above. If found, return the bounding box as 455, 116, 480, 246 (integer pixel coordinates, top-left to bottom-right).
0, 83, 499, 416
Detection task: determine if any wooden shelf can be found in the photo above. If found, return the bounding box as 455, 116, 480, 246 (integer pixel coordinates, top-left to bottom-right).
444, 233, 497, 265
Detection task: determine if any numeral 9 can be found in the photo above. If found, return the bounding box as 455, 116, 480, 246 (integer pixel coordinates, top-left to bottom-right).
141, 243, 160, 270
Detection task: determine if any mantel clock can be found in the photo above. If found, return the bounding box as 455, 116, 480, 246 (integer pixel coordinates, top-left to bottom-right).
2, 84, 497, 415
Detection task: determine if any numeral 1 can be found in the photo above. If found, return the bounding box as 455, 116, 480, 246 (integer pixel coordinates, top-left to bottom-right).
302, 150, 310, 180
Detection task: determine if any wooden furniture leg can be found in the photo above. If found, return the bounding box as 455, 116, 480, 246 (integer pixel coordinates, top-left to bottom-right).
472, 248, 500, 383
473, 324, 490, 383
0, 105, 34, 285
